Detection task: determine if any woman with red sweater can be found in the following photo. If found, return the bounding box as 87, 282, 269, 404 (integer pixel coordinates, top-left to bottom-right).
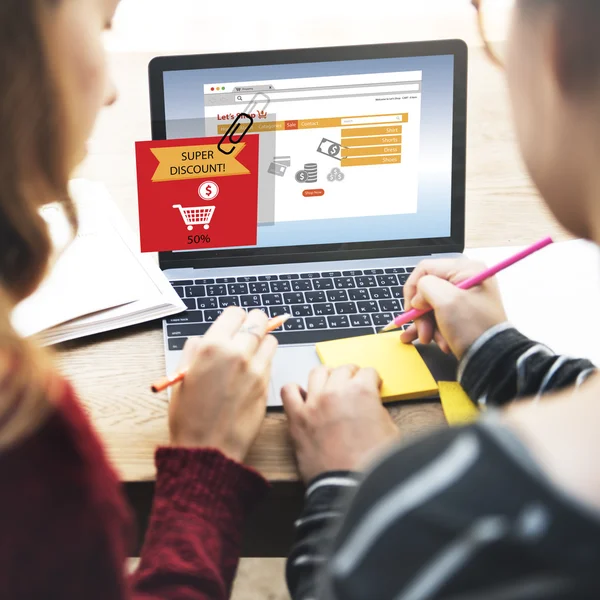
0, 0, 279, 597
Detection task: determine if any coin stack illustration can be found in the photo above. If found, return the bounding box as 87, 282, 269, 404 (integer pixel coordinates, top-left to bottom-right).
295, 162, 318, 183
305, 163, 318, 182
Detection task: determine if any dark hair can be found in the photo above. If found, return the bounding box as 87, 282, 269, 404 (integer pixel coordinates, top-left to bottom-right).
521, 0, 600, 94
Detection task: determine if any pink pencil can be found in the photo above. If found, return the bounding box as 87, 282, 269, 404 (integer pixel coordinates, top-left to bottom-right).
379, 236, 554, 333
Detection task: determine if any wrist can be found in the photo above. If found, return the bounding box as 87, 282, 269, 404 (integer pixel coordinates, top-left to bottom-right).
169, 433, 246, 464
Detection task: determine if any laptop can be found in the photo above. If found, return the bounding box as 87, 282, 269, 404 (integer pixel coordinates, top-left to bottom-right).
149, 40, 468, 407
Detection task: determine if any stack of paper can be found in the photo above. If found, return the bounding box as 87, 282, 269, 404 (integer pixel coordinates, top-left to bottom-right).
11, 179, 186, 345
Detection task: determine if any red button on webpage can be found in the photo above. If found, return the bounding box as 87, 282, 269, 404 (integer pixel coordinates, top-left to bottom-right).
302, 189, 325, 197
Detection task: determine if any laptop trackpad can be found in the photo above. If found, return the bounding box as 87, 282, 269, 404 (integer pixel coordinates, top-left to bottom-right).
268, 345, 321, 407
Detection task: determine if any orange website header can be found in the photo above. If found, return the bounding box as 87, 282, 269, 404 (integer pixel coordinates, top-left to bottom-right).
216, 113, 408, 135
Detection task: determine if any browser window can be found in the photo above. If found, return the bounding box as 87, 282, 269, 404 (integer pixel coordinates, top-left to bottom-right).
203, 71, 423, 223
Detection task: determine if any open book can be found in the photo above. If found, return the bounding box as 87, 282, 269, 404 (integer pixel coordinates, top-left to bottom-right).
11, 179, 186, 345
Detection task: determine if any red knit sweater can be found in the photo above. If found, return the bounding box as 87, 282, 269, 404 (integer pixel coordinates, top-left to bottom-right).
0, 379, 269, 599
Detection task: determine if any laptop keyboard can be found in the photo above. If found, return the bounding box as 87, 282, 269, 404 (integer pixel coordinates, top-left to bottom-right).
165, 266, 416, 350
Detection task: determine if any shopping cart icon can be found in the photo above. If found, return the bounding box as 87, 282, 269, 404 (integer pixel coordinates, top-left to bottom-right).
173, 204, 215, 231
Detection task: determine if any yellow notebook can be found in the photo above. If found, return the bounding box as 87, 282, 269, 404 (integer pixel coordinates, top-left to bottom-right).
438, 381, 480, 426
315, 333, 438, 403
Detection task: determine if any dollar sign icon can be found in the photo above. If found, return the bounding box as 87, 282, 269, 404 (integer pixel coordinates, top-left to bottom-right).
199, 181, 220, 201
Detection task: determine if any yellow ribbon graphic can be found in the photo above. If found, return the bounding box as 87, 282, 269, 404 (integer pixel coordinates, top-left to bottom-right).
151, 143, 249, 182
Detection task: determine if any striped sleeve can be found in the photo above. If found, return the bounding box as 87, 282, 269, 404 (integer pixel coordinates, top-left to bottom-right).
458, 323, 596, 408
287, 424, 600, 599
286, 472, 360, 600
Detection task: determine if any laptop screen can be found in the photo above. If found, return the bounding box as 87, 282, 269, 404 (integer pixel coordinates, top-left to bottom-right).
161, 54, 455, 252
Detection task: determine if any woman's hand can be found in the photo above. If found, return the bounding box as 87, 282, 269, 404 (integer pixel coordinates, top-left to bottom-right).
168, 307, 278, 463
281, 365, 399, 483
400, 258, 508, 359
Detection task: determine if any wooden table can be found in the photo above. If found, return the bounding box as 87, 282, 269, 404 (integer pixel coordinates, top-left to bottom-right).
56, 46, 569, 556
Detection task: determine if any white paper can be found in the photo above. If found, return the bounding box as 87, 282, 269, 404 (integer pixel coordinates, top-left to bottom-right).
466, 239, 600, 366
11, 180, 186, 344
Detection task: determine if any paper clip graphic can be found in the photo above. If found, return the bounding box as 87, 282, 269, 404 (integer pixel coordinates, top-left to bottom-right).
217, 92, 271, 155
173, 204, 215, 231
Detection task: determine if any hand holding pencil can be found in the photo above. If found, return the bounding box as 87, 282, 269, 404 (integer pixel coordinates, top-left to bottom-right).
162, 307, 284, 462
397, 238, 552, 359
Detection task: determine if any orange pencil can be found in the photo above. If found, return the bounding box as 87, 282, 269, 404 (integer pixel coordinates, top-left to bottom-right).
151, 313, 290, 393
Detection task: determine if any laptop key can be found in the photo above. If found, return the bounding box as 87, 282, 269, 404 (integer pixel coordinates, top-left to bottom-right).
195, 278, 215, 285
185, 285, 205, 298
168, 338, 188, 351
172, 280, 194, 286
258, 275, 279, 281
216, 277, 236, 283
321, 271, 341, 278
306, 316, 327, 329
237, 276, 257, 282
377, 275, 398, 286
183, 298, 196, 310
370, 288, 391, 300
380, 299, 402, 312
204, 309, 223, 322
292, 280, 312, 291
327, 290, 348, 302
313, 278, 334, 290
173, 287, 185, 298
300, 272, 321, 279
263, 293, 283, 306
372, 313, 394, 327
219, 296, 240, 308
206, 285, 226, 296
364, 269, 384, 275
349, 289, 369, 301
356, 276, 376, 288
314, 303, 335, 316
334, 277, 355, 289
350, 314, 372, 327
271, 281, 292, 293
342, 270, 363, 276
384, 267, 406, 274
357, 301, 378, 313
228, 283, 248, 295
279, 273, 299, 280
327, 315, 350, 328
167, 323, 211, 337
269, 305, 290, 318
250, 282, 269, 294
283, 292, 305, 305
335, 302, 358, 315
197, 297, 218, 309
284, 318, 306, 331
406, 267, 415, 273
390, 286, 404, 299
240, 295, 262, 307
166, 311, 205, 324
305, 290, 326, 303
292, 305, 313, 317
398, 274, 410, 284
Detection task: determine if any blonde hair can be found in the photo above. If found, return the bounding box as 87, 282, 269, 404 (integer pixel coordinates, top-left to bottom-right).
0, 0, 77, 448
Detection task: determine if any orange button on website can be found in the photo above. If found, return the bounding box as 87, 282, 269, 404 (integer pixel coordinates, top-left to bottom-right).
302, 189, 325, 197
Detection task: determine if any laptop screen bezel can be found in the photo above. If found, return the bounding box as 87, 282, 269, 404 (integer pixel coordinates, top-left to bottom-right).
150, 40, 467, 271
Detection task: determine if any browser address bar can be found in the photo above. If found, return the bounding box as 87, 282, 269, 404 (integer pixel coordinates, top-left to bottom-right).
234, 84, 419, 103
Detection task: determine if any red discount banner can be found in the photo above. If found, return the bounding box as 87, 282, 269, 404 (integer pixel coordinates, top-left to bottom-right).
135, 135, 259, 253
